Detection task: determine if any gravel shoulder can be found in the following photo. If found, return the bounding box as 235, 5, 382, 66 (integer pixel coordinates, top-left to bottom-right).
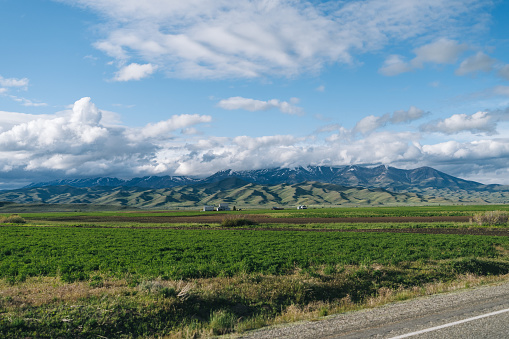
236, 281, 509, 339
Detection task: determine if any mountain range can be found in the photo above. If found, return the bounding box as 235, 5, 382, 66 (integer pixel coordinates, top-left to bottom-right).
2, 165, 509, 208
22, 165, 496, 190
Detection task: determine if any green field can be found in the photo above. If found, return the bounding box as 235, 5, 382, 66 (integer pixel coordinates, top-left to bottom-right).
2, 227, 507, 282
1, 205, 509, 338
16, 203, 509, 219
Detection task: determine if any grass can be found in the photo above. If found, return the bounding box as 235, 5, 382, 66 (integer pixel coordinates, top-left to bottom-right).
0, 214, 26, 224
18, 204, 509, 221
2, 267, 509, 337
2, 205, 509, 337
2, 226, 508, 283
471, 210, 509, 226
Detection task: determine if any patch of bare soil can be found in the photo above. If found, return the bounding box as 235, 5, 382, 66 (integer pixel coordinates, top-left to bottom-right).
38, 214, 471, 224
32, 214, 509, 236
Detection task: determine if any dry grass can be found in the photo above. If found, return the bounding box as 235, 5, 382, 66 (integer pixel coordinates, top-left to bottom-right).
471, 210, 509, 226
0, 214, 26, 224
0, 276, 128, 307
2, 269, 509, 338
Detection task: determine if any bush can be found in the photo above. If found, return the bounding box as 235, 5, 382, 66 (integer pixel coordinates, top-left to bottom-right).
209, 310, 238, 335
471, 211, 508, 226
0, 214, 26, 224
221, 216, 257, 227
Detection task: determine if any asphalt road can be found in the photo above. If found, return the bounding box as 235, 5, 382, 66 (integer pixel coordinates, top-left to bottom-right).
238, 281, 509, 339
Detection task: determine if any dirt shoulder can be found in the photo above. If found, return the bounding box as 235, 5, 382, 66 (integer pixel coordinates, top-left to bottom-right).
35, 214, 471, 224
29, 213, 509, 237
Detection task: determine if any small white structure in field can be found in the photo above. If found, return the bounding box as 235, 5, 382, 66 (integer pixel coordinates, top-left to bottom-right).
297, 205, 307, 210
202, 206, 214, 211
216, 203, 231, 211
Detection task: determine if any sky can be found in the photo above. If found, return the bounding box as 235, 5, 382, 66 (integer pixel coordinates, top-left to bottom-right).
1, 0, 509, 189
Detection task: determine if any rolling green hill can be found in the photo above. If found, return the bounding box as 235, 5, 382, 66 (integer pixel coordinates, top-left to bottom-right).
0, 178, 450, 209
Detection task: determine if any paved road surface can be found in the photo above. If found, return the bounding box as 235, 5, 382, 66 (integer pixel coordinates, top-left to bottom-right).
238, 281, 509, 339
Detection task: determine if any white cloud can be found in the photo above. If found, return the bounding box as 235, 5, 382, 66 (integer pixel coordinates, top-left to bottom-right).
422, 139, 509, 162
420, 111, 497, 135
70, 97, 102, 125
0, 75, 29, 88
354, 106, 427, 134
499, 65, 509, 80
379, 39, 468, 76
0, 111, 54, 130
137, 114, 212, 139
391, 106, 427, 123
315, 124, 344, 134
0, 75, 48, 107
113, 63, 157, 81
493, 86, 509, 96
0, 97, 108, 150
354, 115, 387, 135
316, 85, 325, 92
217, 97, 303, 115
60, 0, 488, 79
0, 97, 211, 179
379, 55, 411, 76
411, 38, 468, 68
455, 52, 496, 76
9, 95, 48, 107
2, 97, 509, 186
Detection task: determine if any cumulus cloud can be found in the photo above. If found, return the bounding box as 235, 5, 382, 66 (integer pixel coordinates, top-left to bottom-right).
0, 112, 54, 130
2, 98, 509, 186
411, 38, 468, 68
455, 52, 496, 76
420, 111, 497, 135
379, 39, 468, 76
354, 106, 427, 134
422, 139, 509, 162
391, 106, 428, 123
0, 97, 212, 182
379, 55, 412, 76
113, 63, 157, 81
59, 0, 488, 79
217, 97, 303, 115
137, 114, 212, 139
378, 38, 468, 76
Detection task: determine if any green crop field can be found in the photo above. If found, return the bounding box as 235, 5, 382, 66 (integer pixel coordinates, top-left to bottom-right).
1, 205, 509, 338
2, 227, 507, 282
15, 204, 509, 220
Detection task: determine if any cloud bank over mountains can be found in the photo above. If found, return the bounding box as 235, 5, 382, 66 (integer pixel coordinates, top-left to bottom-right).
1, 1, 508, 189
1, 97, 508, 189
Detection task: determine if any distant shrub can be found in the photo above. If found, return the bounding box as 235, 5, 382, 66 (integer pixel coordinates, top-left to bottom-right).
471, 211, 508, 226
221, 216, 257, 227
209, 310, 237, 335
0, 214, 26, 224
139, 279, 165, 293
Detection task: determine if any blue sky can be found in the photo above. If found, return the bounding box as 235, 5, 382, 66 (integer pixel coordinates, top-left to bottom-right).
1, 0, 509, 189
